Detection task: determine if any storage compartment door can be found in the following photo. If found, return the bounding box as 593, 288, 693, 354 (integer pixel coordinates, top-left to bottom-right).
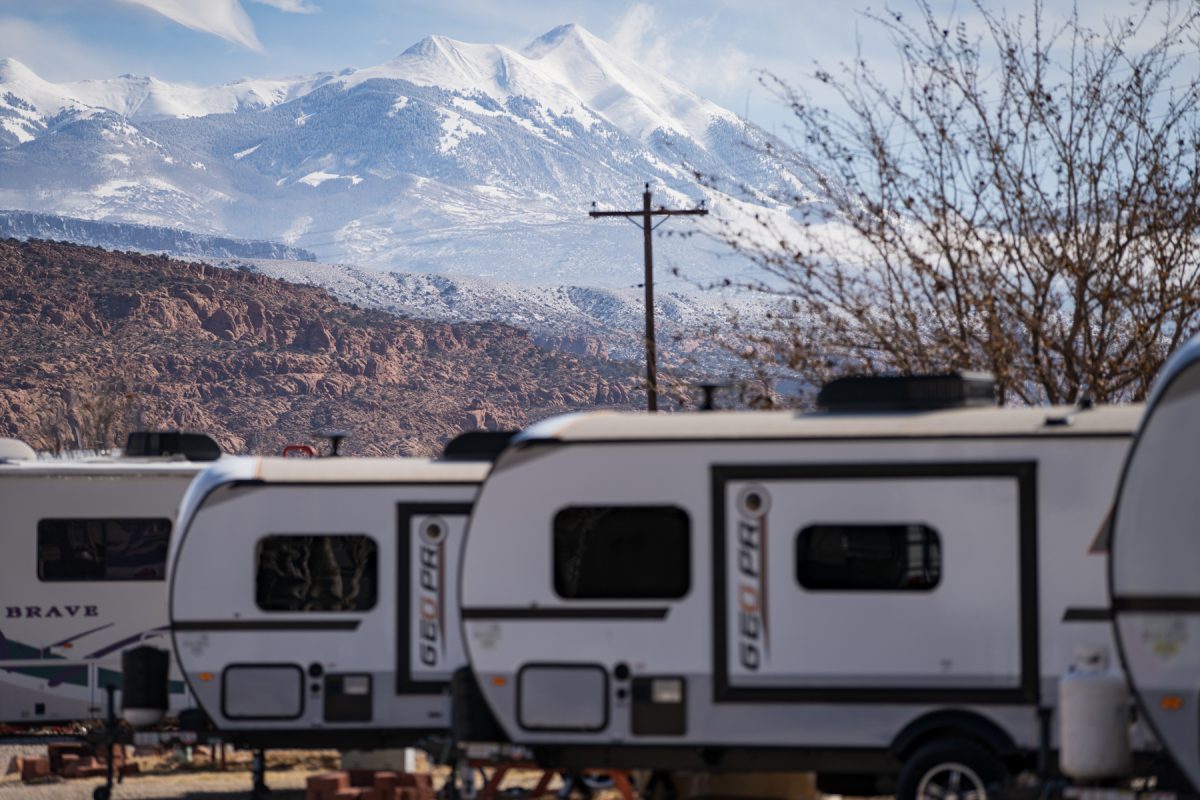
222, 664, 303, 720
518, 664, 608, 732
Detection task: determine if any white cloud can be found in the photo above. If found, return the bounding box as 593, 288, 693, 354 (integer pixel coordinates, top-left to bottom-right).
0, 16, 122, 81
609, 3, 757, 104
610, 4, 672, 74
120, 0, 262, 50
251, 0, 319, 13
117, 0, 319, 52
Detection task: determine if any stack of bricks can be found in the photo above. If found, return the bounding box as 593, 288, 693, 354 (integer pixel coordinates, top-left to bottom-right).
7, 744, 139, 783
306, 769, 437, 800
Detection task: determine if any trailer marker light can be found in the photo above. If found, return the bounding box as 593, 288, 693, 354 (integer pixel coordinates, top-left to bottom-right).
1162, 695, 1184, 711
652, 678, 684, 704
491, 676, 507, 687
199, 672, 214, 682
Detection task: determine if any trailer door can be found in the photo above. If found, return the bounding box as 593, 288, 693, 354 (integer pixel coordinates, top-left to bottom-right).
714, 463, 1037, 704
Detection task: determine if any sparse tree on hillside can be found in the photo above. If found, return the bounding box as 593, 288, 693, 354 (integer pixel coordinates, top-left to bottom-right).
710, 0, 1200, 405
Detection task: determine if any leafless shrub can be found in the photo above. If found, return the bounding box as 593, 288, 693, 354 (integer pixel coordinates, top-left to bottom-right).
708, 0, 1200, 404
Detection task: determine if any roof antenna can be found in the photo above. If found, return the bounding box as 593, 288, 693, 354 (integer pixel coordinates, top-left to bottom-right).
697, 383, 730, 411
319, 430, 348, 457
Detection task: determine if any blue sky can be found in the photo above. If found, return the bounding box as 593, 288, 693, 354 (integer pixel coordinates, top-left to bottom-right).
0, 0, 1140, 133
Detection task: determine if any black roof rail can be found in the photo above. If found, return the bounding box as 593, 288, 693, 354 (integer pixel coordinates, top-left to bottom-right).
817, 372, 997, 413
442, 431, 518, 462
124, 431, 222, 462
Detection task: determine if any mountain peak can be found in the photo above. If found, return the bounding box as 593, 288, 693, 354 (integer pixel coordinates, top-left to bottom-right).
522, 23, 604, 60
0, 57, 42, 84
401, 34, 463, 59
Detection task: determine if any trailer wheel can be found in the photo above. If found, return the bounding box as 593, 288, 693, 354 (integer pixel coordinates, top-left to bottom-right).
896, 739, 1006, 800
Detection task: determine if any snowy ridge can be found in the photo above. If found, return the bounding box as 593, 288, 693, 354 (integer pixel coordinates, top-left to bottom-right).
0, 210, 316, 261
229, 257, 771, 372
0, 25, 820, 285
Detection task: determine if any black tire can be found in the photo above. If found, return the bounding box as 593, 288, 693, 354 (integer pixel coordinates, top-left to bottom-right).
895, 738, 1007, 800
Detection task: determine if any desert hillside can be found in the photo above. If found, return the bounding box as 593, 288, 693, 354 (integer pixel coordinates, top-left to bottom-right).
0, 239, 640, 455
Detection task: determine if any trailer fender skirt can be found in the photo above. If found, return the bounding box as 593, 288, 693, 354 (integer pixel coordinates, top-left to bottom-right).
890, 710, 1019, 759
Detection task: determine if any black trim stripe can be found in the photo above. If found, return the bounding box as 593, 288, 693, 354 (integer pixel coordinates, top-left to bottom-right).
174, 620, 361, 632
461, 607, 670, 620
1063, 607, 1112, 622
516, 432, 1133, 450
1112, 596, 1200, 613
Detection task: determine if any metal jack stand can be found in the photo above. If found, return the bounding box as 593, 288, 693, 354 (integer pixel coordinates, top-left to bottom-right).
250, 750, 270, 799
93, 684, 117, 800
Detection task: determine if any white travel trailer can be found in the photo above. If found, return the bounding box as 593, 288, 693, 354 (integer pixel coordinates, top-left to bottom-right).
166, 454, 489, 749
458, 378, 1155, 798
1110, 337, 1200, 793
0, 433, 219, 727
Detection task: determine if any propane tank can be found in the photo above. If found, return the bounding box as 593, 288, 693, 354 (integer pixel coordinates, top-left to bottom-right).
1059, 646, 1132, 781
121, 646, 169, 727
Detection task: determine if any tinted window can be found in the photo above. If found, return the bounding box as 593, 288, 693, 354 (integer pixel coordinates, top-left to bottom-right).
38, 518, 171, 581
256, 535, 377, 611
553, 506, 690, 599
797, 524, 941, 590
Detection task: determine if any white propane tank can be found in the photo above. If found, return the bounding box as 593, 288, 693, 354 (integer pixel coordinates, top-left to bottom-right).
1059, 647, 1132, 781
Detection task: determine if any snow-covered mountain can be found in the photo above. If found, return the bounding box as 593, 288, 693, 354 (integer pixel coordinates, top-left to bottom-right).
0, 25, 815, 288
0, 210, 315, 261
224, 256, 776, 375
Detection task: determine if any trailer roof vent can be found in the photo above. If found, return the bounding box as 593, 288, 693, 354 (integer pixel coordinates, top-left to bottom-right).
442, 431, 518, 462
817, 372, 997, 413
124, 431, 222, 462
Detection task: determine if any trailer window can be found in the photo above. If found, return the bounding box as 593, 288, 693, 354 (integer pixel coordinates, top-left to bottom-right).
256, 535, 378, 612
38, 518, 171, 581
553, 506, 690, 599
796, 524, 941, 590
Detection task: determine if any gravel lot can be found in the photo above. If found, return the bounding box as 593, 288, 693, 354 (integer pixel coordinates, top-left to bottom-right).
0, 745, 331, 799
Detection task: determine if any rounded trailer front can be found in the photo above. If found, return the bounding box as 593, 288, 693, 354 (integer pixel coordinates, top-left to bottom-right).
1111, 337, 1200, 793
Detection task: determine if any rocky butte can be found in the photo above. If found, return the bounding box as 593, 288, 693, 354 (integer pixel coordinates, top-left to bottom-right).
0, 239, 640, 455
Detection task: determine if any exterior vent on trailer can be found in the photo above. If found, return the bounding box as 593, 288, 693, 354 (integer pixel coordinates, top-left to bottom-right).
817, 372, 997, 412
442, 431, 518, 462
124, 431, 221, 462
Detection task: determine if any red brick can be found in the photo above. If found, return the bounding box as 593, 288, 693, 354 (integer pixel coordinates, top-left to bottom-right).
62, 757, 99, 779
71, 766, 108, 779
308, 771, 351, 800
333, 791, 366, 800
413, 773, 435, 800
120, 762, 141, 777
374, 771, 401, 800
47, 743, 91, 773
21, 756, 50, 782
349, 769, 377, 787
5, 756, 23, 776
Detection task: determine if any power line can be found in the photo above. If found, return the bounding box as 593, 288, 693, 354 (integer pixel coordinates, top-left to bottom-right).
590, 183, 708, 412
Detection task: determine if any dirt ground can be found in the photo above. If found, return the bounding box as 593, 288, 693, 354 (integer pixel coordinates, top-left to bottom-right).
0, 745, 594, 800
0, 745, 347, 799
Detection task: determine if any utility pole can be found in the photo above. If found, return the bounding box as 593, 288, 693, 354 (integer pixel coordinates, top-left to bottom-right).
590, 184, 707, 411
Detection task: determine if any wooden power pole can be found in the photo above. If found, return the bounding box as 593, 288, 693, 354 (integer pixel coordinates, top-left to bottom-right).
590, 184, 707, 411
